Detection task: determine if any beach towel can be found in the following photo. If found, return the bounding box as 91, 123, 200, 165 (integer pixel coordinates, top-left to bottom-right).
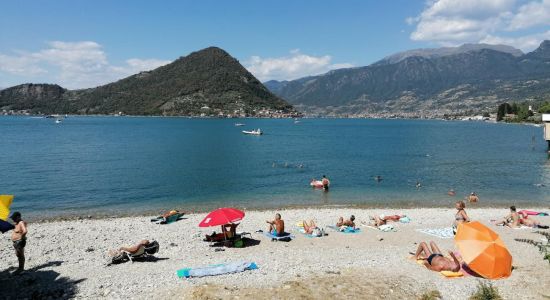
416, 228, 454, 239
327, 225, 361, 233
519, 210, 549, 217
364, 224, 397, 232
263, 232, 294, 241
177, 261, 258, 278
151, 212, 184, 224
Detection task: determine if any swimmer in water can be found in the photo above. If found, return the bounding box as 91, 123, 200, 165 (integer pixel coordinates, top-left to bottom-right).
416, 180, 422, 189
375, 175, 383, 182
448, 189, 456, 196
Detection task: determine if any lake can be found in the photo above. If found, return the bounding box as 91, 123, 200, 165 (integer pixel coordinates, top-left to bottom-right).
1, 116, 549, 219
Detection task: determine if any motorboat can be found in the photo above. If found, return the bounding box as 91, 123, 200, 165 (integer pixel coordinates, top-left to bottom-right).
242, 129, 262, 135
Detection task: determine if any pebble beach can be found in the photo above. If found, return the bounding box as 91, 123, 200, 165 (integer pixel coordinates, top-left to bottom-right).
1, 207, 549, 299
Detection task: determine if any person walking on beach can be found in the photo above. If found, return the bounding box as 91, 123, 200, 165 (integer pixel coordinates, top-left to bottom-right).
266, 213, 285, 236
322, 175, 330, 192
10, 212, 27, 274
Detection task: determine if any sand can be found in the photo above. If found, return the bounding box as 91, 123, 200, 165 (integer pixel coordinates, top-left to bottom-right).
1, 207, 549, 299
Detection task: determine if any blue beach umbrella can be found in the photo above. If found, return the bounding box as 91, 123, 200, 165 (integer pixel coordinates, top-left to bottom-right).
0, 219, 14, 233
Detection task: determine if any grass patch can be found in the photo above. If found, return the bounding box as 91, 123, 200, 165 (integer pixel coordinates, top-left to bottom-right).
419, 290, 442, 300
469, 281, 502, 300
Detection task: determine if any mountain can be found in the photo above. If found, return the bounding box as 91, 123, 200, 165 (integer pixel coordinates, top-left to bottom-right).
0, 47, 296, 116
267, 41, 550, 116
374, 43, 523, 66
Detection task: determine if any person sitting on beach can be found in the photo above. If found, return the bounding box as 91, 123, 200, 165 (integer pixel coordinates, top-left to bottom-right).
468, 192, 479, 203
493, 206, 520, 228
453, 201, 470, 234
204, 223, 239, 241
267, 213, 285, 236
303, 220, 322, 237
414, 241, 461, 272
336, 215, 356, 229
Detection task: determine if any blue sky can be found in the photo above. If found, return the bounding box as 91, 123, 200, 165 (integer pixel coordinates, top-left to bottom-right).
1, 0, 549, 89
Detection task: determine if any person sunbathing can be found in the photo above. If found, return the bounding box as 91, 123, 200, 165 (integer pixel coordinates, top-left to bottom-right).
302, 220, 322, 236
266, 213, 285, 236
493, 206, 520, 228
371, 214, 403, 227
109, 239, 151, 256
336, 215, 356, 229
519, 217, 549, 229
204, 223, 239, 241
414, 241, 461, 272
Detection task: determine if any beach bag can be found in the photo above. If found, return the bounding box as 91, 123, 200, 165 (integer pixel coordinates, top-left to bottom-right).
144, 241, 160, 255
312, 228, 322, 237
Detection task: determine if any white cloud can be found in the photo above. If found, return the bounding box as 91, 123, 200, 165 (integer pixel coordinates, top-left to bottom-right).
407, 0, 550, 51
508, 0, 550, 30
245, 50, 353, 81
0, 41, 170, 89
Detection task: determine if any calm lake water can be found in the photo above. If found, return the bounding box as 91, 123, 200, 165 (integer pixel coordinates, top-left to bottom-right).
1, 116, 549, 219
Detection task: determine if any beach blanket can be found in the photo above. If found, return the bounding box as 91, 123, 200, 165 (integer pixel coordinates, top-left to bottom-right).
416, 228, 454, 239
327, 225, 361, 234
263, 232, 294, 241
519, 210, 549, 217
364, 224, 397, 232
296, 227, 324, 238
177, 261, 258, 278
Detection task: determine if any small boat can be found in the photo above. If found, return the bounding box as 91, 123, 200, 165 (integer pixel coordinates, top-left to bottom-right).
235, 123, 246, 127
242, 129, 262, 135
55, 119, 62, 124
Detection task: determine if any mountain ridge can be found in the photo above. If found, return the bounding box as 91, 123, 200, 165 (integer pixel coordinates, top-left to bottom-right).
266, 41, 550, 116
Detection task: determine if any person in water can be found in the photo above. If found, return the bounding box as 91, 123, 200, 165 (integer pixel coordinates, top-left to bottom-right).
416, 180, 422, 189
414, 241, 461, 272
453, 201, 470, 234
322, 175, 330, 192
448, 189, 456, 196
336, 215, 356, 229
10, 212, 27, 274
267, 213, 285, 236
468, 192, 479, 203
494, 206, 520, 228
374, 175, 383, 182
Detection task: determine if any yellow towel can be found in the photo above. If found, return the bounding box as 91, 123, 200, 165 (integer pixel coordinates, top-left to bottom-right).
296, 221, 304, 227
440, 271, 463, 278
0, 195, 14, 221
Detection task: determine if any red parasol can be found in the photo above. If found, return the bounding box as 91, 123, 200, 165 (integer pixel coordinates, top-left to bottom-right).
199, 208, 245, 227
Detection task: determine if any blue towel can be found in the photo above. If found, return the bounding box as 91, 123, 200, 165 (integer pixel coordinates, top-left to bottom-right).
263, 232, 294, 240
177, 261, 258, 278
327, 225, 361, 234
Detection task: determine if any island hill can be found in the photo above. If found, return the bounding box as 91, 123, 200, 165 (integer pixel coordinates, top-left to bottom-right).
0, 47, 300, 118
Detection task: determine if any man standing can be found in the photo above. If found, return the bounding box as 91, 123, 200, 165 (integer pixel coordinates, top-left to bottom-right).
11, 212, 27, 274
322, 175, 330, 192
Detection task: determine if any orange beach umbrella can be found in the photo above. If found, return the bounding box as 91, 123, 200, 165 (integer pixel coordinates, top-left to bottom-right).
454, 221, 512, 279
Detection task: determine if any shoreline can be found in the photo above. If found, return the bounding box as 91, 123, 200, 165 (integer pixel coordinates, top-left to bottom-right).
22, 202, 550, 222
1, 207, 549, 299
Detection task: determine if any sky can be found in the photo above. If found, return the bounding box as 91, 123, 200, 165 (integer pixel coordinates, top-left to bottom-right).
1, 0, 549, 89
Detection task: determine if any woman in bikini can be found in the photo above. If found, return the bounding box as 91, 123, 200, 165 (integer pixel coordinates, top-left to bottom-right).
415, 241, 461, 272
453, 201, 470, 234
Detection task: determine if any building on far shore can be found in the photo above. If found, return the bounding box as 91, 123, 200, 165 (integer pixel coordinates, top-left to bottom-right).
544, 114, 550, 152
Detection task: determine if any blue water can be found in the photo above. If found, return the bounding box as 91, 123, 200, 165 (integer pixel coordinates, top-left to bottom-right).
1, 116, 549, 219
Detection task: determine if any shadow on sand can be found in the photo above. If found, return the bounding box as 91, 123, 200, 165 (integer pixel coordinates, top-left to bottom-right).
0, 261, 86, 300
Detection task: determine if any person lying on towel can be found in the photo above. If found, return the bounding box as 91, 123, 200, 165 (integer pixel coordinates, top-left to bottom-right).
414, 241, 461, 272
302, 220, 322, 237
266, 213, 285, 236
370, 214, 404, 227
336, 215, 356, 229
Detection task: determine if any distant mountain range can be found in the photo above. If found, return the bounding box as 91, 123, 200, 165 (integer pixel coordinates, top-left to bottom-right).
0, 47, 296, 117
265, 41, 550, 116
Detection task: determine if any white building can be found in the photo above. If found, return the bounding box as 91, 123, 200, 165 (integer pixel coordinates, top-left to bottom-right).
543, 114, 550, 150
